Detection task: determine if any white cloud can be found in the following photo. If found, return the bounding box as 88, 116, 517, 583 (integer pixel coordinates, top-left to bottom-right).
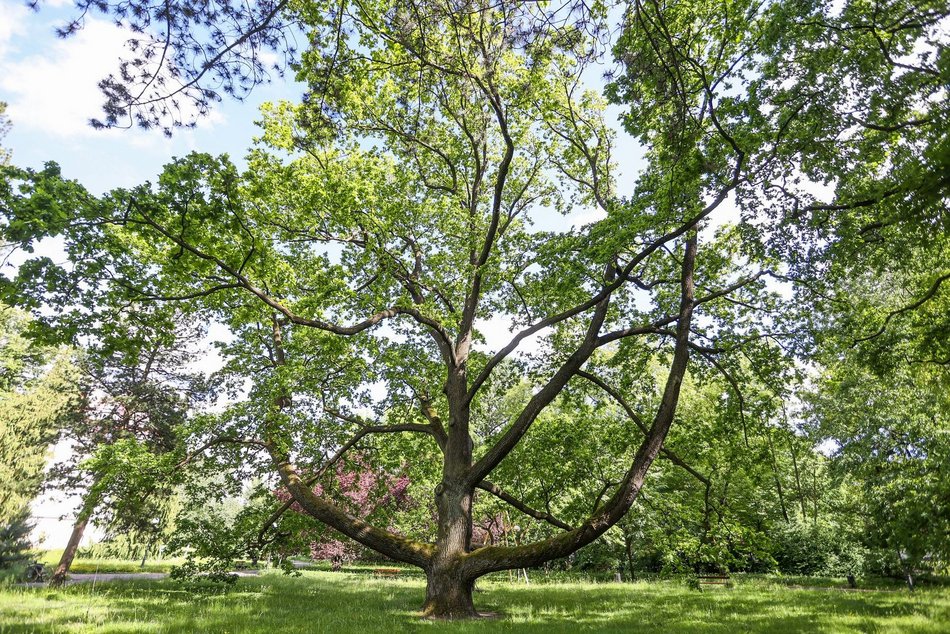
0, 0, 28, 62
0, 16, 222, 139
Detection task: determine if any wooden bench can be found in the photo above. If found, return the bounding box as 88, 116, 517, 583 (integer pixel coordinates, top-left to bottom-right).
372, 568, 402, 578
697, 573, 731, 586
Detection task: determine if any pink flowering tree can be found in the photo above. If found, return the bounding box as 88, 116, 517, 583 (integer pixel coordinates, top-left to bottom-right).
275, 454, 413, 569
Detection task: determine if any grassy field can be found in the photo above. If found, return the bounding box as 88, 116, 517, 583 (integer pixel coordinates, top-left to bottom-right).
2, 570, 949, 633
34, 551, 183, 575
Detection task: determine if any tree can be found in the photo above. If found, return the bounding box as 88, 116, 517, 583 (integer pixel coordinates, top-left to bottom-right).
11, 0, 946, 618
728, 0, 947, 355
45, 308, 209, 585
608, 0, 949, 577
2, 0, 791, 615
0, 508, 34, 574
807, 316, 950, 578
0, 306, 77, 537
0, 306, 76, 575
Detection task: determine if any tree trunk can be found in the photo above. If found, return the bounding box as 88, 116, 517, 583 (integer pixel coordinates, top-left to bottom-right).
623, 528, 636, 581
766, 428, 790, 523
422, 561, 477, 619
49, 484, 101, 587
49, 513, 89, 586
789, 440, 808, 521
424, 481, 478, 618
420, 362, 479, 619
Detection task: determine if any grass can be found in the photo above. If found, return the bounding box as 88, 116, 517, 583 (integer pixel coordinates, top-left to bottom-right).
35, 552, 183, 575
1, 570, 949, 633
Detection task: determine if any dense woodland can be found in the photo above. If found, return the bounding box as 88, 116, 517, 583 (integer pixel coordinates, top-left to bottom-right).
0, 0, 947, 619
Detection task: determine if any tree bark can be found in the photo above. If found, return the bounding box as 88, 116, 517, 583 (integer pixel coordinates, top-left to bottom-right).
623, 524, 636, 581
424, 363, 478, 618
49, 512, 90, 587
789, 439, 808, 521
49, 482, 102, 587
766, 427, 791, 523
422, 558, 477, 618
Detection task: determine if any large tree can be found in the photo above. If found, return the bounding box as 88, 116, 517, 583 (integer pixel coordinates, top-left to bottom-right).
8, 0, 946, 618
1, 0, 786, 616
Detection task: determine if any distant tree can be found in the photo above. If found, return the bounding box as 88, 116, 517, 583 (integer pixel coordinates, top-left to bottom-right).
0, 306, 77, 542
808, 349, 950, 577
0, 102, 11, 165
0, 508, 33, 573
47, 307, 209, 586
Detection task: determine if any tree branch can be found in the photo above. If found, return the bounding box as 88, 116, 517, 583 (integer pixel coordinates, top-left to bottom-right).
464, 233, 698, 575
476, 480, 573, 531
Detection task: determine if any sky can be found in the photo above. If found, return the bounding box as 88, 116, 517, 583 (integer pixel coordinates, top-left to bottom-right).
0, 0, 306, 195
0, 0, 649, 550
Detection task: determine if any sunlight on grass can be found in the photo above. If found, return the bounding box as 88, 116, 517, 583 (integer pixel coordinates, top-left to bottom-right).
1, 571, 948, 632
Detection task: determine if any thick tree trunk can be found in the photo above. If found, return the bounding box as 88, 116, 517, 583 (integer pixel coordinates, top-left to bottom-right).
425, 476, 478, 618
419, 361, 480, 619
422, 561, 477, 618
49, 513, 89, 587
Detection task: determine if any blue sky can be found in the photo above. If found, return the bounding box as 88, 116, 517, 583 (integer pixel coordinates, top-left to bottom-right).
0, 0, 305, 194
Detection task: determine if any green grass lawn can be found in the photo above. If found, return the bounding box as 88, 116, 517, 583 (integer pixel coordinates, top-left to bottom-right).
35, 551, 184, 575
1, 570, 948, 633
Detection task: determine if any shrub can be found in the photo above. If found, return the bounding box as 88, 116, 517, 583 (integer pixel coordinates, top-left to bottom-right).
772, 521, 866, 576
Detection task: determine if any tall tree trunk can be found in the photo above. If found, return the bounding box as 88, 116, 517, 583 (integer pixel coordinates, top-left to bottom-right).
49, 511, 90, 586
421, 363, 478, 618
623, 525, 636, 581
766, 428, 790, 523
789, 439, 808, 521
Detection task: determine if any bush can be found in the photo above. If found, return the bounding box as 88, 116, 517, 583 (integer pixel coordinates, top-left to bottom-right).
772, 521, 866, 576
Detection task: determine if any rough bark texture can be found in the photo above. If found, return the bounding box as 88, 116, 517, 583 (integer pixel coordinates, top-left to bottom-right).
422, 558, 477, 618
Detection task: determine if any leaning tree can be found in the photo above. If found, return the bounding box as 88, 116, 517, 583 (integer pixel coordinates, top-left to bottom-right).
7, 0, 945, 617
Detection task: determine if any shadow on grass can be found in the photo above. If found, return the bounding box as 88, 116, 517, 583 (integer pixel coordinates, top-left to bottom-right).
1, 572, 948, 633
